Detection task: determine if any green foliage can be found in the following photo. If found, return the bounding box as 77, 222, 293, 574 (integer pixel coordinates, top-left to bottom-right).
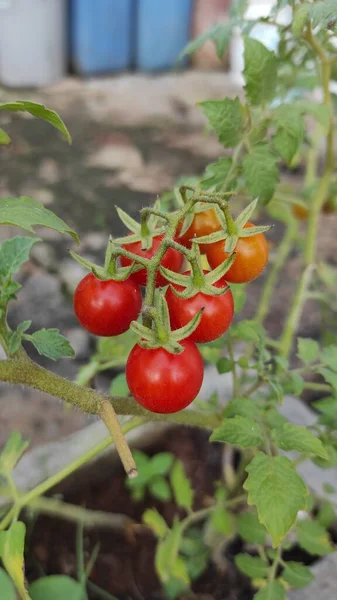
200, 157, 233, 191
282, 561, 314, 588
170, 461, 194, 512
242, 144, 279, 204
297, 337, 320, 364
0, 129, 11, 145
243, 38, 277, 106
199, 97, 242, 147
126, 451, 174, 502
296, 520, 334, 556
210, 416, 264, 448
271, 423, 328, 459
0, 568, 16, 600
253, 581, 285, 600
0, 237, 39, 311
110, 373, 129, 396
244, 453, 308, 547
0, 101, 71, 143
235, 553, 268, 578
0, 522, 30, 600
236, 511, 267, 545
24, 329, 74, 361
143, 509, 169, 538
29, 576, 83, 600
0, 432, 29, 474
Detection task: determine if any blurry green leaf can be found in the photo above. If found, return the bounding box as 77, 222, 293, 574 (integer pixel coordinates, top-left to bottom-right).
149, 477, 172, 502
264, 409, 288, 429
254, 581, 285, 600
170, 461, 194, 512
297, 338, 320, 364
231, 320, 265, 343
0, 432, 29, 474
25, 329, 74, 361
243, 37, 277, 106
273, 129, 300, 164
230, 283, 246, 313
143, 509, 169, 539
225, 398, 262, 420
317, 502, 335, 528
236, 511, 267, 545
271, 423, 328, 459
30, 576, 83, 600
318, 368, 337, 391
216, 357, 233, 374
321, 345, 337, 371
210, 506, 233, 535
0, 237, 39, 279
282, 562, 314, 589
0, 567, 16, 600
296, 520, 334, 556
0, 197, 78, 243
282, 372, 304, 396
310, 0, 337, 29
0, 522, 30, 600
0, 101, 71, 143
155, 521, 184, 583
110, 373, 129, 396
244, 453, 308, 547
0, 129, 11, 145
292, 4, 311, 37
179, 22, 232, 61
211, 416, 263, 448
199, 97, 242, 147
150, 453, 174, 476
323, 482, 336, 494
201, 157, 233, 191
235, 554, 268, 578
243, 144, 278, 204
97, 329, 137, 363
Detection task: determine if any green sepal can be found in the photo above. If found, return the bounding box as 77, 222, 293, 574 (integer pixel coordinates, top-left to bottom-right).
130, 321, 157, 343
177, 211, 195, 238
70, 250, 142, 281
225, 235, 238, 253
69, 251, 106, 279
116, 206, 140, 234
235, 198, 259, 229
156, 292, 171, 333
205, 254, 236, 284
159, 266, 191, 287
171, 308, 204, 342
192, 230, 228, 245
239, 225, 272, 237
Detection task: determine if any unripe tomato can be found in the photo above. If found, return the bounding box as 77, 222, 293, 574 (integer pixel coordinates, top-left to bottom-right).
165, 272, 234, 343
126, 340, 204, 414
206, 222, 269, 284
177, 208, 222, 252
74, 273, 142, 337
120, 234, 183, 287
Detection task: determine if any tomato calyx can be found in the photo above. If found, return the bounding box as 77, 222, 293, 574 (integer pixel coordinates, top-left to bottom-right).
192, 198, 271, 254
113, 201, 167, 250
131, 292, 204, 354
70, 236, 142, 282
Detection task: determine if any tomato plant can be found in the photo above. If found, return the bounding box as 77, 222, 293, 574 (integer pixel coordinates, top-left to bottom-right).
177, 206, 221, 251
74, 273, 142, 337
120, 234, 183, 286
126, 340, 204, 413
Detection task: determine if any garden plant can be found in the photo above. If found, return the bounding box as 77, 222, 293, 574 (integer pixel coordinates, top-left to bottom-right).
1, 0, 337, 598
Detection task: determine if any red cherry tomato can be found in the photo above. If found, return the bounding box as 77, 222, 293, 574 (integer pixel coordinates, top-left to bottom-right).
120, 234, 183, 287
126, 340, 204, 414
165, 271, 234, 343
177, 208, 222, 252
206, 222, 269, 284
74, 273, 142, 337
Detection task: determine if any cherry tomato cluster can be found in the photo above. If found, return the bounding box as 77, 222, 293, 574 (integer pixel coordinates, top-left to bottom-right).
74, 200, 269, 415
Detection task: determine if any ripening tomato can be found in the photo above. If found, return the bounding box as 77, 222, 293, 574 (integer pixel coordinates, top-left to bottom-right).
206, 222, 269, 284
292, 204, 308, 220
177, 208, 222, 252
120, 234, 183, 287
126, 340, 204, 413
74, 273, 142, 337
165, 272, 234, 343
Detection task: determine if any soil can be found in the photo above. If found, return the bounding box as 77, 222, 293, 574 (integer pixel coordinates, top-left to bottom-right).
26, 428, 254, 600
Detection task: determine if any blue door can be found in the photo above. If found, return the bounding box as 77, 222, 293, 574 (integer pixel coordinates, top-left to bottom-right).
70, 0, 133, 74
136, 0, 192, 71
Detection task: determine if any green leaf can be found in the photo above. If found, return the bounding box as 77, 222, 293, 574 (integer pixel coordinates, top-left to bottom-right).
155, 521, 184, 583
242, 144, 278, 204
264, 409, 288, 430
292, 4, 311, 37
29, 576, 83, 600
0, 237, 39, 279
0, 129, 11, 145
170, 461, 194, 512
0, 101, 71, 143
199, 97, 242, 147
225, 398, 262, 420
297, 101, 332, 134
273, 105, 304, 141
231, 284, 246, 313
0, 197, 78, 243
201, 157, 233, 191
97, 329, 137, 363
0, 432, 29, 474
110, 373, 129, 396
317, 502, 335, 528
318, 367, 337, 391
244, 453, 308, 547
282, 562, 314, 589
312, 396, 337, 424
297, 338, 320, 364
143, 509, 169, 539
254, 581, 285, 600
235, 554, 268, 579
0, 567, 16, 600
231, 319, 265, 343
236, 511, 267, 545
150, 453, 174, 476
216, 357, 233, 374
323, 482, 335, 494
229, 0, 248, 20
296, 520, 334, 556
321, 345, 337, 371
210, 416, 263, 449
281, 372, 304, 396
25, 329, 74, 361
149, 477, 172, 502
243, 37, 277, 106
179, 23, 232, 61
210, 506, 233, 535
0, 522, 30, 600
310, 0, 337, 29
271, 423, 328, 459
273, 129, 300, 164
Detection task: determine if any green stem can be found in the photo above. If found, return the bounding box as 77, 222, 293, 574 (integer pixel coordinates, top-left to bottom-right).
220, 142, 244, 192
269, 545, 282, 584
255, 218, 297, 325
303, 381, 331, 392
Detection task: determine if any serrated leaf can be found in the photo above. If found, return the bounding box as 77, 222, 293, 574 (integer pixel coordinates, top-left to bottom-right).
236, 511, 267, 545
29, 576, 83, 600
0, 197, 78, 243
242, 144, 278, 204
150, 453, 174, 476
149, 477, 172, 501
201, 157, 233, 191
254, 581, 285, 600
155, 521, 184, 583
244, 453, 308, 547
26, 329, 74, 360
231, 319, 265, 343
317, 502, 335, 528
297, 101, 332, 134
310, 0, 337, 29
321, 345, 337, 371
110, 373, 129, 396
243, 37, 277, 106
0, 128, 11, 145
271, 423, 328, 459
0, 101, 71, 143
273, 129, 299, 163
0, 522, 30, 600
0, 237, 39, 278
297, 337, 320, 364
273, 105, 304, 140
292, 4, 311, 37
296, 520, 333, 556
210, 416, 264, 448
318, 367, 337, 390
199, 97, 242, 147
225, 398, 262, 419
143, 509, 169, 538
0, 432, 29, 474
170, 461, 194, 512
282, 562, 314, 589
235, 554, 268, 579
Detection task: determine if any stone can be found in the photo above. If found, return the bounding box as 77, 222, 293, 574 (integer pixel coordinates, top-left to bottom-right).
59, 258, 88, 295
81, 232, 107, 252
31, 242, 57, 271
38, 159, 60, 184
86, 144, 143, 171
